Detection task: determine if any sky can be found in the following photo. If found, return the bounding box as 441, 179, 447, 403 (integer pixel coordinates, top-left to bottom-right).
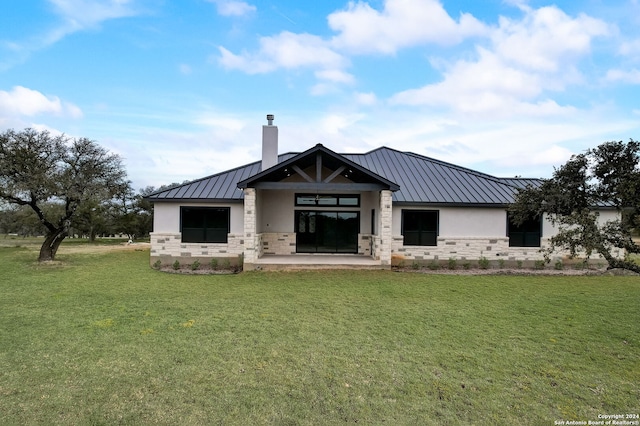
1, 0, 639, 190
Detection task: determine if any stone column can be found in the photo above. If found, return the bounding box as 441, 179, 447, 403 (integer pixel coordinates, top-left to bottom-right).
243, 188, 257, 268
379, 190, 393, 267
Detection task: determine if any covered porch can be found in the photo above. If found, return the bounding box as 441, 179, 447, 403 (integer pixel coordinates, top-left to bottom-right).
238, 144, 398, 271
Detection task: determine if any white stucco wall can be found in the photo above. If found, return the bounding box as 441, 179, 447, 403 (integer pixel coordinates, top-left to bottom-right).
259, 190, 294, 232
392, 206, 509, 237
541, 209, 620, 236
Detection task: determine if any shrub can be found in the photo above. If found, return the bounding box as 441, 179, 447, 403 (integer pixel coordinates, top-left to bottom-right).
554, 260, 563, 270
210, 258, 218, 270
428, 260, 440, 270
152, 260, 162, 269
221, 258, 231, 270
172, 260, 180, 271
516, 260, 523, 269
447, 258, 457, 270
411, 261, 420, 270
462, 262, 471, 270
498, 258, 505, 269
191, 259, 201, 271
478, 257, 490, 270
534, 260, 545, 270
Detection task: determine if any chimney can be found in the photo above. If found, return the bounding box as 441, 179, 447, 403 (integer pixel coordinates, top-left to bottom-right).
262, 114, 278, 171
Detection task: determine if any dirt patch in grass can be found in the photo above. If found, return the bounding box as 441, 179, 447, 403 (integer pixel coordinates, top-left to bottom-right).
0, 236, 150, 254
58, 242, 150, 254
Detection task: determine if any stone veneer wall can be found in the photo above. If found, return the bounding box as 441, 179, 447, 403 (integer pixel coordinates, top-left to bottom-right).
391, 236, 621, 265
371, 235, 382, 260
260, 233, 373, 256
358, 234, 372, 256
378, 190, 393, 266
392, 236, 548, 263
149, 232, 244, 265
243, 188, 257, 265
261, 233, 296, 255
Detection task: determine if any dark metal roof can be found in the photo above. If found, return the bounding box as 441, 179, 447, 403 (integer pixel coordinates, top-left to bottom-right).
146, 146, 542, 205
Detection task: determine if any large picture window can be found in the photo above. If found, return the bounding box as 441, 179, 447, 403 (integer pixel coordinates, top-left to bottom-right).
402, 210, 438, 246
507, 214, 541, 247
181, 207, 229, 243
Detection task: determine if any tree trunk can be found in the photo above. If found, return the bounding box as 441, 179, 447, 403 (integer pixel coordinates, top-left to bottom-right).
39, 229, 67, 262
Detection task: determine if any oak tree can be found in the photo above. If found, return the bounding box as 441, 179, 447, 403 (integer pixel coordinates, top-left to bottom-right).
510, 140, 640, 273
0, 128, 129, 261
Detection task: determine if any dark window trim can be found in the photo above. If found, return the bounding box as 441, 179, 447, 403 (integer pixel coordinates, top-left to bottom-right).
180, 206, 230, 244
371, 208, 376, 235
401, 209, 439, 246
507, 211, 542, 247
295, 193, 360, 207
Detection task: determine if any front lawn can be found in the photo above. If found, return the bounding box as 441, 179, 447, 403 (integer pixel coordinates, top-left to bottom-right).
0, 247, 638, 424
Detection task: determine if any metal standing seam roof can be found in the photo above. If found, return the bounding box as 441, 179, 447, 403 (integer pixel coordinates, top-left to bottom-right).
145, 146, 542, 205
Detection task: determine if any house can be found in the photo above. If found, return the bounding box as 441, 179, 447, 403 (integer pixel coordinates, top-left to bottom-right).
146, 115, 618, 270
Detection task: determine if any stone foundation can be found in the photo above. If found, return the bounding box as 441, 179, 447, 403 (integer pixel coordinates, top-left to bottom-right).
390, 236, 619, 266
149, 232, 244, 266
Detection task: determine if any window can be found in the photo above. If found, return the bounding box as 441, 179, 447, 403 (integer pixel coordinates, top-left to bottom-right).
181, 207, 229, 243
402, 210, 438, 246
507, 214, 541, 247
295, 194, 360, 207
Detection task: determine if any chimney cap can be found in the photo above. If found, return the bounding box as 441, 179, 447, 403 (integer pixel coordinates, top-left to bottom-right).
266, 114, 274, 125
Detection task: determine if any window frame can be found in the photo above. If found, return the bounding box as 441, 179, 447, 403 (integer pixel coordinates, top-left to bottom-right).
401, 209, 439, 246
507, 212, 542, 247
295, 193, 360, 207
180, 206, 230, 244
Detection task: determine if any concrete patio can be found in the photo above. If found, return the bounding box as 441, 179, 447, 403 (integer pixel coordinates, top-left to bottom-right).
252, 254, 386, 270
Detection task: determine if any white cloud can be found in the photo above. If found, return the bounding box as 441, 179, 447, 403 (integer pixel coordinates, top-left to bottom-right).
206, 0, 256, 17
194, 113, 246, 135
1, 0, 140, 69
315, 69, 355, 84
619, 39, 640, 57
218, 32, 347, 73
390, 49, 579, 117
492, 6, 609, 72
321, 114, 363, 135
530, 145, 574, 166
606, 68, 640, 84
48, 0, 137, 29
391, 5, 609, 118
215, 0, 487, 88
0, 86, 83, 118
328, 0, 488, 54
355, 92, 377, 106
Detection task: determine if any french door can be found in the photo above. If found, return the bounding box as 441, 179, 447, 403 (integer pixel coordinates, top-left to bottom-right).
295, 211, 359, 253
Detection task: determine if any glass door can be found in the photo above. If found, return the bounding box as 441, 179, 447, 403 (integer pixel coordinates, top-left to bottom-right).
296, 211, 359, 253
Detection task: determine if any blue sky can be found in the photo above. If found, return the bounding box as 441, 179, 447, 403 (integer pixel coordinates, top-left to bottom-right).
1, 0, 639, 190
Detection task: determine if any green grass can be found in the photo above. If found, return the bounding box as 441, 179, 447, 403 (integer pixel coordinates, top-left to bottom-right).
0, 247, 638, 425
